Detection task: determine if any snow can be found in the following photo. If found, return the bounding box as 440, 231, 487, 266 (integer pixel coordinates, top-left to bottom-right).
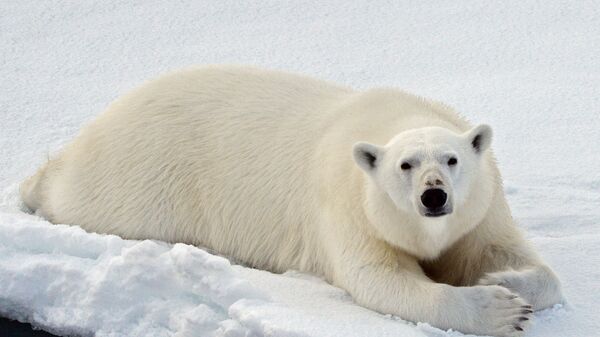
1, 1, 599, 336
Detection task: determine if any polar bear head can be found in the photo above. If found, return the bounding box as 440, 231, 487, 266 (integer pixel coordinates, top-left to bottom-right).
352, 124, 495, 258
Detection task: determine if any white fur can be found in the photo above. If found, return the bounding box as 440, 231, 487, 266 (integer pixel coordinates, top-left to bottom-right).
21, 65, 562, 337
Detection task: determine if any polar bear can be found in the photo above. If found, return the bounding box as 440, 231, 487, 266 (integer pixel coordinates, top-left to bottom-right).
21, 65, 562, 336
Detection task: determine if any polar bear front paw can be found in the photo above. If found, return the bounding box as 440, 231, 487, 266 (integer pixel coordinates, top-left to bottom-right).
478, 267, 563, 310
463, 285, 533, 337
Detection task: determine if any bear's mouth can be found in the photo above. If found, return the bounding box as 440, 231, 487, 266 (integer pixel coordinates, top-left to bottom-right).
423, 208, 449, 217
419, 204, 453, 218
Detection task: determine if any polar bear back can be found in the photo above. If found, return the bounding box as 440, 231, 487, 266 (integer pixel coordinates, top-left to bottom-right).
39, 66, 351, 272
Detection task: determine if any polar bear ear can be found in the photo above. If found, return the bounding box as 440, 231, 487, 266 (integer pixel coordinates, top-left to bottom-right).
464, 124, 493, 154
353, 142, 384, 173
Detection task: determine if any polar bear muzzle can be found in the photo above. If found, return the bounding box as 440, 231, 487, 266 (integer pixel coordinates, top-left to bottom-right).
417, 169, 453, 217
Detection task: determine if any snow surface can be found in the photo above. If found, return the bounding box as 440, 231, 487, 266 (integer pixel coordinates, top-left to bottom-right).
1, 1, 599, 336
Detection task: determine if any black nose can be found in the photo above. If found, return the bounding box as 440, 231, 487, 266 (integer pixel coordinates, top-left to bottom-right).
421, 189, 447, 209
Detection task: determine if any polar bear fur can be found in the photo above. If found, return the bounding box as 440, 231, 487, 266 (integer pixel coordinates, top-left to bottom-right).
21, 65, 562, 337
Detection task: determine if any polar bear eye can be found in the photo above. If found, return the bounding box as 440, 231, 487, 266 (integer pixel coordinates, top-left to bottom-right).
400, 162, 412, 170
447, 157, 458, 166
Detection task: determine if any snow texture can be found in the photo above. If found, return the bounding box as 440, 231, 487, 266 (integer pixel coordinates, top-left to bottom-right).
1, 1, 599, 336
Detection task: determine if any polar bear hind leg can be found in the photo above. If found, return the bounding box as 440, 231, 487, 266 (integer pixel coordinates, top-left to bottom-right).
20, 165, 45, 212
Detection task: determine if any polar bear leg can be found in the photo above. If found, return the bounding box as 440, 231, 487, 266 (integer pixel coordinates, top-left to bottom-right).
425, 195, 563, 311
449, 229, 562, 311
473, 204, 563, 310
331, 238, 532, 337
447, 204, 562, 309
428, 226, 563, 311
20, 161, 49, 213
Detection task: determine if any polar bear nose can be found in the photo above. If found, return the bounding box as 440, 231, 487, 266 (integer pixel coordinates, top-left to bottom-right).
420, 189, 447, 209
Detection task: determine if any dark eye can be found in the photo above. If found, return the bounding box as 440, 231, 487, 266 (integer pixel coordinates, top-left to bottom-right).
400, 162, 412, 170
447, 157, 458, 166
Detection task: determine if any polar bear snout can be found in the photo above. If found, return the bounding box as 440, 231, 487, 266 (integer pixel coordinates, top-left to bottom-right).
421, 189, 447, 209
420, 188, 453, 217
416, 169, 453, 217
